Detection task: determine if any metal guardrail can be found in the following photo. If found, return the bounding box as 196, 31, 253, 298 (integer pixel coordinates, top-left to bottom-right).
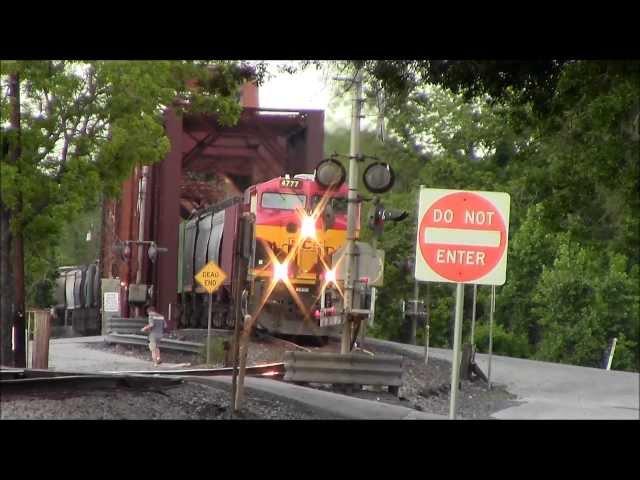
105, 317, 148, 335
105, 333, 203, 354
283, 351, 404, 388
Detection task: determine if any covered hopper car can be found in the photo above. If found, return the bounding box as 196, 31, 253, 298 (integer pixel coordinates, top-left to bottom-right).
53, 262, 101, 335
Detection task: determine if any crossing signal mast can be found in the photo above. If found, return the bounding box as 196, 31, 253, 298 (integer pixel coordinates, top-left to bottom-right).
329, 71, 408, 354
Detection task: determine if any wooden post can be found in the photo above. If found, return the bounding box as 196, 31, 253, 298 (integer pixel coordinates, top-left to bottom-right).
235, 315, 252, 410
460, 343, 473, 382
32, 310, 51, 369
230, 214, 248, 413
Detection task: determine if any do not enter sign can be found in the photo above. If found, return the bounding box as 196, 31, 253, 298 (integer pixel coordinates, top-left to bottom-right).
414, 188, 510, 285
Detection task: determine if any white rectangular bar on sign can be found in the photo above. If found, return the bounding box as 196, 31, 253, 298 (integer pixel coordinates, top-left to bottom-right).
424, 228, 501, 247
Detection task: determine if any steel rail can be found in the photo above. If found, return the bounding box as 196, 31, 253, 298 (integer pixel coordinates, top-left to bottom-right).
103, 362, 285, 378
0, 373, 183, 393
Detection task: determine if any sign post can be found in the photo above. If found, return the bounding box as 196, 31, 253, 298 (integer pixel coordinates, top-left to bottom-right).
195, 261, 227, 366
414, 187, 510, 419
470, 284, 478, 349
450, 283, 464, 419
488, 285, 495, 389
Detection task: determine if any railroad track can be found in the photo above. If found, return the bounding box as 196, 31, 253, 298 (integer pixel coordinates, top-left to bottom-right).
102, 362, 285, 378
0, 370, 183, 393
0, 362, 285, 395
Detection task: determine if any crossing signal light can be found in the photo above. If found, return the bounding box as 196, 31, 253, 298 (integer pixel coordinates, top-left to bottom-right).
363, 162, 395, 194
368, 198, 408, 238
314, 158, 346, 189
382, 208, 409, 222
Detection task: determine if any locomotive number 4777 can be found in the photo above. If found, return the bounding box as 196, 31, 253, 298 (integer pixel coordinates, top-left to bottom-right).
280, 179, 301, 188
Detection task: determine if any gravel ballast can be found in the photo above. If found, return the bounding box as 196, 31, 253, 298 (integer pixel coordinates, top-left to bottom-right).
41, 333, 520, 419
0, 380, 342, 420
317, 351, 521, 419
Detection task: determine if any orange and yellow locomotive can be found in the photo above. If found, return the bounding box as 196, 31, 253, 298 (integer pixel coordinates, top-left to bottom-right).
178, 173, 355, 336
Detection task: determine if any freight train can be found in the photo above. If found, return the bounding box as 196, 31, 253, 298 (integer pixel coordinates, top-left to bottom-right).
52, 262, 102, 335
53, 172, 355, 338
178, 173, 354, 337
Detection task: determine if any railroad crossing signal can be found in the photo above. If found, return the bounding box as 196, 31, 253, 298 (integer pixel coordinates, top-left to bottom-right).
414, 188, 510, 286
195, 261, 227, 294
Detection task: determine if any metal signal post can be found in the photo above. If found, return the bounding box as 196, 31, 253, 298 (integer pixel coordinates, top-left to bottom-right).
449, 283, 465, 419
336, 71, 364, 354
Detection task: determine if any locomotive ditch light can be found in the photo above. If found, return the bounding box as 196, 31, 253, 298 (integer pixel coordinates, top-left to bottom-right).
314, 158, 346, 189
324, 268, 336, 284
363, 162, 395, 194
273, 262, 289, 282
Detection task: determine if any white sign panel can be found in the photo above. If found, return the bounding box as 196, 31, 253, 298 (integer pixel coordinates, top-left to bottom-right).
103, 292, 120, 313
414, 188, 510, 285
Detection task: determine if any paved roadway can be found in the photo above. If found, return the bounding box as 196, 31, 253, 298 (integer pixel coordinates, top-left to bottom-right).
364, 338, 640, 420
48, 336, 185, 372
189, 376, 443, 420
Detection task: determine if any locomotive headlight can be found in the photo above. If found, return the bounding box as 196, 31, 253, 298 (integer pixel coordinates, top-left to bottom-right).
273, 262, 288, 282
301, 215, 316, 239
325, 268, 336, 284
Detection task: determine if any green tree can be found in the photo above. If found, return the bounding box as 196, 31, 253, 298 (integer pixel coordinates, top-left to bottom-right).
317, 60, 640, 370
0, 60, 253, 366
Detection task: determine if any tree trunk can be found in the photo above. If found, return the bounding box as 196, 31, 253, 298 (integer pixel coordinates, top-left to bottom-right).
8, 71, 26, 367
0, 202, 14, 366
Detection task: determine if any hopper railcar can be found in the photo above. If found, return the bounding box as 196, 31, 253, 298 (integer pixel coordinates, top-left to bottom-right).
53, 262, 101, 335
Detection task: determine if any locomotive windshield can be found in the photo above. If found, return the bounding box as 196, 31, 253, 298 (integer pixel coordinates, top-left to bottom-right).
261, 192, 306, 210
311, 195, 348, 214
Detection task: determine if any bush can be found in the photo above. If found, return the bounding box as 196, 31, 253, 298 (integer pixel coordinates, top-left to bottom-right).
532, 243, 639, 369
473, 321, 530, 358
200, 336, 226, 366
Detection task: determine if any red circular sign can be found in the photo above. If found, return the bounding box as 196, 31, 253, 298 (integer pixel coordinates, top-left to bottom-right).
418, 192, 507, 282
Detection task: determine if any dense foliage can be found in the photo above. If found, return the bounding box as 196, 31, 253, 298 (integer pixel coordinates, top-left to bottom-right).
1, 60, 252, 364
325, 60, 639, 372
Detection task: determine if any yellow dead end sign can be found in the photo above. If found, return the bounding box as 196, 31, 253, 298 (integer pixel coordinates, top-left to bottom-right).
195, 261, 227, 294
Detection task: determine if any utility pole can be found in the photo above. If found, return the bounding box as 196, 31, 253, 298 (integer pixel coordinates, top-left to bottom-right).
410, 187, 423, 345
337, 71, 364, 354
135, 166, 149, 317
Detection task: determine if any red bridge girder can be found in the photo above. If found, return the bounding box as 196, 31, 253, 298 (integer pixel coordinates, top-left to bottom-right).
101, 85, 325, 329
